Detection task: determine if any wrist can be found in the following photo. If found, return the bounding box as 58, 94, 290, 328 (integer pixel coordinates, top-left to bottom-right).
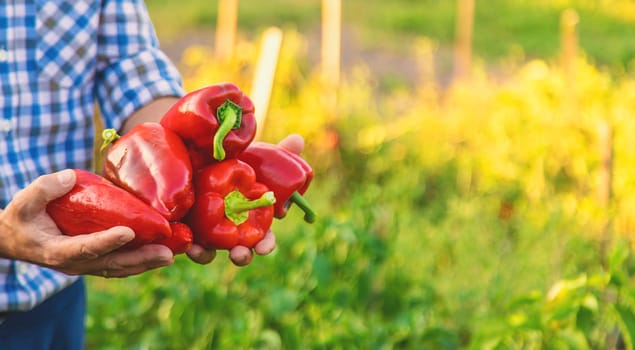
121, 96, 180, 133
0, 209, 16, 259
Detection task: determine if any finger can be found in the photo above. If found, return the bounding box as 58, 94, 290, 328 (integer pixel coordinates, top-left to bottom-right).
278, 134, 304, 155
254, 230, 276, 256
55, 226, 136, 262
95, 258, 169, 278
13, 169, 76, 221
229, 246, 253, 266
186, 244, 217, 265
92, 264, 150, 279
93, 263, 164, 279
84, 244, 174, 276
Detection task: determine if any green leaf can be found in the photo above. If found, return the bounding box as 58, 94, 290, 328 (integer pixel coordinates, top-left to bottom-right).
609, 241, 630, 276
552, 329, 590, 350
575, 305, 594, 336
614, 302, 635, 350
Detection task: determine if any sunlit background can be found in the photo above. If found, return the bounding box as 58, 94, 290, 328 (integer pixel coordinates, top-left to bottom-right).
86, 1, 635, 348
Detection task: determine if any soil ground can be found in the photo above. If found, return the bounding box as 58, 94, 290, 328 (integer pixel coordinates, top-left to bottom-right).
159, 25, 455, 89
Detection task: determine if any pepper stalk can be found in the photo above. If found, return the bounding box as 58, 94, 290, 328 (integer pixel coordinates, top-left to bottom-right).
100, 128, 120, 152
213, 100, 243, 161
288, 191, 316, 223
225, 190, 276, 225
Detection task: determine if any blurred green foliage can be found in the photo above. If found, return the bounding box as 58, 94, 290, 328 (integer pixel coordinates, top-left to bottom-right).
146, 0, 635, 69
85, 1, 635, 349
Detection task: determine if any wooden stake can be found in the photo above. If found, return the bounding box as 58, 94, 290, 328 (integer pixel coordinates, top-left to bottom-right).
250, 27, 284, 140
453, 0, 474, 80
321, 0, 341, 87
216, 0, 239, 62
559, 9, 580, 126
560, 9, 579, 84
598, 120, 614, 265
598, 120, 613, 208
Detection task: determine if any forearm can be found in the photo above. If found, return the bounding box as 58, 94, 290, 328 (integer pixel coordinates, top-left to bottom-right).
121, 96, 180, 133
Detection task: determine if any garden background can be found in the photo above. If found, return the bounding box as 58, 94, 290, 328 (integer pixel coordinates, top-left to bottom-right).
86, 1, 635, 348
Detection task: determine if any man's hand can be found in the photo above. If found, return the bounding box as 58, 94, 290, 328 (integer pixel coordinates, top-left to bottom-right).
186, 134, 306, 266
0, 169, 174, 278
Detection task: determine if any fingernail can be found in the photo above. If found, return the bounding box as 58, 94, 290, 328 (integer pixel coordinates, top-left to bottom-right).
116, 228, 134, 244
57, 169, 75, 187
158, 254, 174, 265
118, 234, 133, 245
158, 249, 175, 264
235, 253, 251, 266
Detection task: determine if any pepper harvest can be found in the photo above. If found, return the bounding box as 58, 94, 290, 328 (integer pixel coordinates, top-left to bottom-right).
160, 82, 257, 169
238, 141, 315, 223
185, 159, 276, 250
46, 169, 172, 249
101, 122, 195, 221
47, 82, 314, 263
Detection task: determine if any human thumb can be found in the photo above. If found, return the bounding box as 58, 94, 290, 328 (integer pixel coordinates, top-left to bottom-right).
12, 169, 76, 220
278, 134, 304, 155
50, 169, 76, 200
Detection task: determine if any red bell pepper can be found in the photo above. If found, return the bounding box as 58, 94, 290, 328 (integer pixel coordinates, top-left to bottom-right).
153, 222, 194, 255
160, 83, 256, 167
185, 159, 276, 250
46, 169, 172, 249
100, 123, 195, 221
238, 142, 315, 223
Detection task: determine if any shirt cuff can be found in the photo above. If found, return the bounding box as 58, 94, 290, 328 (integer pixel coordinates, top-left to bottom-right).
97, 50, 185, 131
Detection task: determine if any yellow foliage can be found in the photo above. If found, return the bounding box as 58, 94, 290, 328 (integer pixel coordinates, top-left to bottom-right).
179, 28, 635, 242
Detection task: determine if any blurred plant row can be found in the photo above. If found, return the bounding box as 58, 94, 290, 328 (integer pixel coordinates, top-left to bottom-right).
86, 30, 635, 349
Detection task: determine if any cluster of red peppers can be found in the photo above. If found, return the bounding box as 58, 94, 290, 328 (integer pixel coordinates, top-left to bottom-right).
46, 82, 315, 257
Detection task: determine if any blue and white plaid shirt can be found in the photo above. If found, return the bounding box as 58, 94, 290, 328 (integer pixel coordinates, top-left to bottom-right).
0, 0, 184, 312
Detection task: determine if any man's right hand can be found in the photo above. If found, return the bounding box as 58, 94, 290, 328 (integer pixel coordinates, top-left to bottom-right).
0, 169, 174, 278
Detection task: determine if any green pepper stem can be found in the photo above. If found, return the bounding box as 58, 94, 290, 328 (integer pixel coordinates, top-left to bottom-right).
225, 190, 276, 225
290, 191, 316, 223
213, 100, 243, 161
100, 128, 120, 152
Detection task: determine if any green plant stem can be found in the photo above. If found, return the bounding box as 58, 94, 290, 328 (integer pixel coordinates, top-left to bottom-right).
213, 100, 242, 161
225, 190, 276, 225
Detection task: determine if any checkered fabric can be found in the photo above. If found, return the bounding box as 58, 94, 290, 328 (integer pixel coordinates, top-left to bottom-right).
0, 0, 184, 312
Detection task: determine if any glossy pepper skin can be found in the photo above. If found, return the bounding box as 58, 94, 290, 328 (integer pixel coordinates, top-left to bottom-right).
185, 159, 276, 250
46, 169, 172, 249
101, 123, 195, 221
153, 222, 194, 255
160, 83, 256, 168
238, 141, 316, 223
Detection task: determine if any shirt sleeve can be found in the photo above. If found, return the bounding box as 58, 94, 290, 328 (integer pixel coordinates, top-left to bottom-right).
95, 0, 185, 131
